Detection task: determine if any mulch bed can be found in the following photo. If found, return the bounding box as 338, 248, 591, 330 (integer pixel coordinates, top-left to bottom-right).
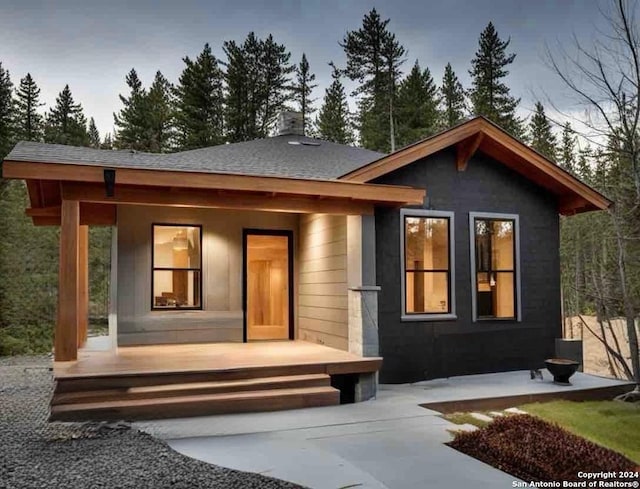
448, 414, 638, 482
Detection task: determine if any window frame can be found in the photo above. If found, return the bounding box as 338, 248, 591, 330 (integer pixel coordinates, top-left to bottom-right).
400, 209, 456, 321
151, 223, 203, 311
468, 212, 521, 322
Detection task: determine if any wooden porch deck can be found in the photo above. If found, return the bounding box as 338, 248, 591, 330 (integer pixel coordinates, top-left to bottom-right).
54, 340, 381, 379
50, 341, 382, 421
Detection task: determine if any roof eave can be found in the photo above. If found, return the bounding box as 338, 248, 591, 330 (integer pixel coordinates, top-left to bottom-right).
339, 117, 612, 215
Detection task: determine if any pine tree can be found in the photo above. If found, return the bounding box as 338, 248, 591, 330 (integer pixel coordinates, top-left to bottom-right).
293, 53, 317, 135
101, 133, 113, 150
559, 122, 577, 173
341, 8, 406, 152
0, 63, 14, 158
146, 71, 174, 152
469, 22, 522, 136
259, 34, 296, 136
316, 67, 353, 144
44, 85, 89, 146
224, 33, 294, 142
576, 146, 593, 183
88, 117, 100, 148
440, 63, 466, 128
174, 43, 225, 150
395, 60, 441, 147
14, 73, 43, 142
223, 36, 257, 142
114, 69, 148, 150
528, 101, 557, 161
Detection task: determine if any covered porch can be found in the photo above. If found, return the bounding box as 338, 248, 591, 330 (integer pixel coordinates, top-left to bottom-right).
2, 153, 424, 420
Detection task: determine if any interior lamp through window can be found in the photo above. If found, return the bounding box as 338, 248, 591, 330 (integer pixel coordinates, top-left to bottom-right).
172, 230, 189, 251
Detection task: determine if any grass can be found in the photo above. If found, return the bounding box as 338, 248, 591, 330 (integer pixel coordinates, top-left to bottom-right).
442, 412, 491, 428
520, 400, 640, 464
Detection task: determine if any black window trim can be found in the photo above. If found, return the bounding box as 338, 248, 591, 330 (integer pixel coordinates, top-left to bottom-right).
151, 222, 204, 311
469, 212, 521, 322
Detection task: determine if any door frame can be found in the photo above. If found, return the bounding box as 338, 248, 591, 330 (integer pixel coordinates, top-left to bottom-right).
242, 228, 295, 342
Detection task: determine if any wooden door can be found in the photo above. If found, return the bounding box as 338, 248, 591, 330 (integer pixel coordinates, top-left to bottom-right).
244, 232, 292, 341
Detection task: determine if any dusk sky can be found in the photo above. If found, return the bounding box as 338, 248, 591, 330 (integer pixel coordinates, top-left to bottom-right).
0, 0, 606, 140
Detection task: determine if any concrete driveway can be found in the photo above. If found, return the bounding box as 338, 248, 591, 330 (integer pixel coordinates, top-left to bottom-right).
136, 370, 629, 489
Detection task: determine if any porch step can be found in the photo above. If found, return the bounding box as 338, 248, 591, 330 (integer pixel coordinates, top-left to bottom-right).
52, 373, 331, 405
50, 385, 341, 421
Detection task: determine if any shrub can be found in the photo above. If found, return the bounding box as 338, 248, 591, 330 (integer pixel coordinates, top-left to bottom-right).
0, 323, 53, 356
448, 414, 637, 481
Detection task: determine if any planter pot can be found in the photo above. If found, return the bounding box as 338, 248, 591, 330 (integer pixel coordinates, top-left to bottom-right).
545, 358, 580, 385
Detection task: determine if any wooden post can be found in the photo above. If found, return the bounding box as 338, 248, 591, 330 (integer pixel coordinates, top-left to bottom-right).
56, 200, 80, 362
78, 225, 89, 348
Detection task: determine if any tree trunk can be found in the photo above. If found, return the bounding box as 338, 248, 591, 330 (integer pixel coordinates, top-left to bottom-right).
611, 211, 640, 396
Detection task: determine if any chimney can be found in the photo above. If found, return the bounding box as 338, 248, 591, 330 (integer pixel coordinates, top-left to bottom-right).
277, 111, 305, 136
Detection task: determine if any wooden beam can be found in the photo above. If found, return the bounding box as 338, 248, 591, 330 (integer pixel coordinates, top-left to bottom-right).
32, 216, 63, 226
456, 132, 484, 171
480, 124, 612, 211
60, 182, 378, 216
339, 117, 612, 214
26, 180, 42, 208
341, 118, 484, 182
26, 206, 60, 217
26, 203, 116, 226
78, 225, 89, 348
2, 161, 425, 205
56, 200, 80, 362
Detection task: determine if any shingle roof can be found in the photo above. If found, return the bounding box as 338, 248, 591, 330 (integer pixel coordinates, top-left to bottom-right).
4, 135, 384, 181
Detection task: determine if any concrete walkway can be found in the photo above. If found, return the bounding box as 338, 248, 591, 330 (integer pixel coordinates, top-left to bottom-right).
136, 370, 629, 489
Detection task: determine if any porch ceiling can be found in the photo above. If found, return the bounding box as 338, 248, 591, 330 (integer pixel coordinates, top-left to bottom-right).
2, 160, 426, 226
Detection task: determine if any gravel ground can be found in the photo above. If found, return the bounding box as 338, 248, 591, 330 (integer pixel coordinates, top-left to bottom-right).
0, 355, 305, 489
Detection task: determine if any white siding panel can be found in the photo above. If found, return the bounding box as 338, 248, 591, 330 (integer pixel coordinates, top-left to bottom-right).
298, 214, 348, 351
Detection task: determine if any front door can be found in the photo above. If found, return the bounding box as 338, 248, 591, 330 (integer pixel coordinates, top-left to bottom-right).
243, 230, 293, 341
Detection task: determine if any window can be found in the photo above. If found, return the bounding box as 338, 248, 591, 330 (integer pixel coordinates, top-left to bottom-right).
152, 224, 202, 310
469, 212, 521, 321
400, 209, 455, 321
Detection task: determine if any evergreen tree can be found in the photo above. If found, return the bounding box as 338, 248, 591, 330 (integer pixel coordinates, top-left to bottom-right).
14, 73, 43, 142
316, 67, 353, 144
44, 85, 89, 146
576, 146, 593, 183
223, 32, 294, 142
528, 101, 557, 161
293, 53, 317, 135
88, 117, 100, 148
440, 63, 466, 128
101, 133, 113, 150
469, 22, 522, 136
0, 62, 14, 158
395, 60, 441, 147
114, 69, 148, 150
341, 8, 406, 152
174, 43, 225, 150
259, 34, 296, 136
146, 70, 174, 152
559, 122, 577, 173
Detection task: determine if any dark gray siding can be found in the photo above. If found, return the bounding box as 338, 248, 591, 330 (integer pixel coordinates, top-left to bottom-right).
374, 148, 562, 383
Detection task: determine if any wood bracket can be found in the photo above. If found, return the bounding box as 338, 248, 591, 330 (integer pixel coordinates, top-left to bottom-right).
456, 132, 484, 172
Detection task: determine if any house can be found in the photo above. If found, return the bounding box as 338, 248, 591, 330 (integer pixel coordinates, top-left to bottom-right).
1, 114, 611, 420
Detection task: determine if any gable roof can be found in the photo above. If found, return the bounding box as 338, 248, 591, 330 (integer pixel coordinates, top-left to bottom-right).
339, 116, 612, 215
5, 134, 382, 181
